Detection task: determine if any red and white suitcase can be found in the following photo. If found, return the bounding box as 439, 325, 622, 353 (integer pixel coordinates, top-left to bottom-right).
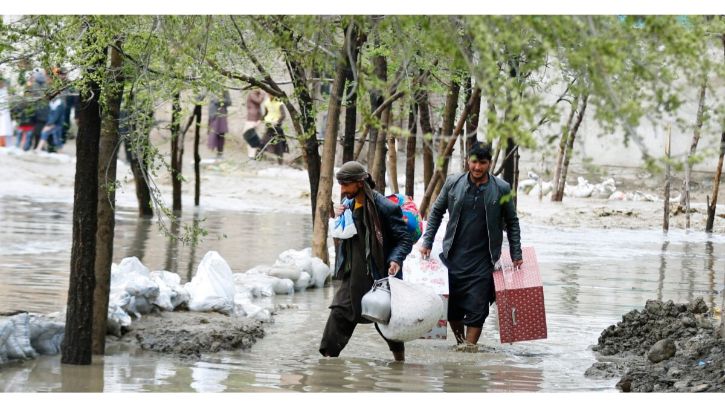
493, 247, 547, 344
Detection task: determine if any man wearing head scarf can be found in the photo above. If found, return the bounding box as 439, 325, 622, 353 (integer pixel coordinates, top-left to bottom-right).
319, 161, 413, 361
420, 142, 523, 352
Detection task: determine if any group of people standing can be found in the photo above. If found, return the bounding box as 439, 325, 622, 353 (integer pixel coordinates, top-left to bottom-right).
0, 67, 77, 153
206, 88, 288, 164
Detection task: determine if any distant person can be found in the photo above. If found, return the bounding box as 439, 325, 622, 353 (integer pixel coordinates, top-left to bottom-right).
207, 90, 231, 159
419, 142, 523, 352
261, 95, 288, 165
243, 88, 265, 157
0, 79, 12, 147
11, 90, 36, 150
36, 94, 66, 152
319, 161, 413, 362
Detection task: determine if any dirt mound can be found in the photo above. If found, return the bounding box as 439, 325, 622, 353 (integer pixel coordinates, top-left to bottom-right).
114, 310, 265, 357
587, 297, 725, 392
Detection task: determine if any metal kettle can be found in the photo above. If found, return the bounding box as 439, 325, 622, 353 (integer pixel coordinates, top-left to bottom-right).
361, 277, 391, 324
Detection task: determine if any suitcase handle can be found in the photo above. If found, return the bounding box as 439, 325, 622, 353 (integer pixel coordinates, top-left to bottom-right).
511, 307, 517, 326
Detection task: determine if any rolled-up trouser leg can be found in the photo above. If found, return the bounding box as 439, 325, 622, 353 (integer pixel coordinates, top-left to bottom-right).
374, 323, 405, 353
319, 307, 356, 357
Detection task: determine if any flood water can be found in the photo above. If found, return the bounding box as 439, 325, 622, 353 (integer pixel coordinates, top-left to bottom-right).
1, 196, 723, 392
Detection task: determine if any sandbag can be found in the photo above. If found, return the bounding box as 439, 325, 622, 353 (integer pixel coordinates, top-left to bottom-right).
111, 257, 160, 316
150, 270, 189, 311
0, 319, 14, 363
294, 271, 311, 292
233, 272, 277, 297
6, 313, 37, 359
277, 249, 314, 276
107, 302, 132, 337
377, 277, 444, 342
185, 251, 236, 314
268, 263, 301, 282
238, 302, 272, 322
272, 278, 295, 295
309, 257, 331, 288
28, 315, 64, 355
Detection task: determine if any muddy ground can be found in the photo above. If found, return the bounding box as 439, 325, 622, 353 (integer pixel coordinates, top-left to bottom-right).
107, 310, 266, 357
586, 297, 725, 392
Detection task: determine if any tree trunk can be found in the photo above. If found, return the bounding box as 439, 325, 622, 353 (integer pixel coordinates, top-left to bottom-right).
552, 97, 578, 202
367, 52, 386, 167
342, 25, 364, 163
664, 124, 672, 232
386, 104, 399, 194
92, 43, 124, 355
417, 89, 435, 192
464, 79, 481, 171
311, 34, 351, 265
555, 93, 589, 202
405, 101, 418, 198
126, 105, 154, 217
419, 87, 481, 218
170, 92, 182, 213
430, 76, 461, 203
194, 104, 201, 206
372, 106, 390, 193
706, 131, 724, 232
681, 80, 708, 228
370, 53, 388, 191
286, 59, 320, 223
62, 42, 104, 366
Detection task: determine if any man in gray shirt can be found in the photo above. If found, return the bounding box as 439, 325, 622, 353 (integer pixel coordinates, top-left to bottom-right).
420, 142, 523, 351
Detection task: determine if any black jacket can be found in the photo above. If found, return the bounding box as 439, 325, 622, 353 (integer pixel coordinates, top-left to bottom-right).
334, 191, 413, 280
422, 172, 522, 265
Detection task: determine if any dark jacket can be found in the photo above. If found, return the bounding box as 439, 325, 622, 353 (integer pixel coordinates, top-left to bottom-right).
334, 191, 413, 280
422, 172, 522, 266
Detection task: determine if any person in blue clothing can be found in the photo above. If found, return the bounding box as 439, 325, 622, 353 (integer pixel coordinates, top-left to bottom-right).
319, 161, 412, 361
420, 142, 523, 351
36, 94, 66, 152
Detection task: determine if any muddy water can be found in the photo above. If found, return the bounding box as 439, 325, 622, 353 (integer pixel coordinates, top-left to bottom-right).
1, 197, 724, 392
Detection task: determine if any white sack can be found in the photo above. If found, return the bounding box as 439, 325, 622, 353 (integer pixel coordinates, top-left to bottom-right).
294, 271, 311, 292
310, 257, 331, 288
377, 278, 444, 342
185, 251, 236, 314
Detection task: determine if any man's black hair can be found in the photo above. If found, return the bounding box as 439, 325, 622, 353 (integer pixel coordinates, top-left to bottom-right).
467, 142, 493, 161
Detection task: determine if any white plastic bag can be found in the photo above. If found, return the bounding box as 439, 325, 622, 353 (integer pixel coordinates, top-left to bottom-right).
233, 272, 278, 297
329, 208, 357, 239
377, 278, 444, 342
185, 251, 236, 314
5, 313, 37, 359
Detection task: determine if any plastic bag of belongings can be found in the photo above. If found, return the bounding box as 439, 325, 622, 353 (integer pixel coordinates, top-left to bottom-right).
376, 277, 444, 342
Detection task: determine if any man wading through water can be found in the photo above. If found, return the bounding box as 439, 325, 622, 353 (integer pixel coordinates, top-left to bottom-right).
319, 161, 413, 361
420, 142, 523, 352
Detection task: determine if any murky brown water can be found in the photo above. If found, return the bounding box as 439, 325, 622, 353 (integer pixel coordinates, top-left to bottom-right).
1, 197, 723, 392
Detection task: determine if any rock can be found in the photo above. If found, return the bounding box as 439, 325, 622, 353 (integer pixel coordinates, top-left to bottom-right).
687, 297, 708, 315
667, 368, 682, 378
645, 300, 663, 315
673, 380, 690, 391
648, 338, 676, 363
681, 316, 696, 328
691, 383, 709, 392
616, 376, 632, 392
695, 315, 713, 330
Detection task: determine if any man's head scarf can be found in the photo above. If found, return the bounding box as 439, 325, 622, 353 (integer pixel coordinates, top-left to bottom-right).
336, 161, 368, 183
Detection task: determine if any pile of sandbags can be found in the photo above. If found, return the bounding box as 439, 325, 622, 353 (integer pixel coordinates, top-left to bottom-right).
0, 312, 66, 365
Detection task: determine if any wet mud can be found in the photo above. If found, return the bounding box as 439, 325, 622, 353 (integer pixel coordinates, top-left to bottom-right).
587, 297, 725, 392
110, 310, 266, 357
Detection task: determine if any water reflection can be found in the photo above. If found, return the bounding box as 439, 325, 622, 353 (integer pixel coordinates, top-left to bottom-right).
1, 198, 725, 392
